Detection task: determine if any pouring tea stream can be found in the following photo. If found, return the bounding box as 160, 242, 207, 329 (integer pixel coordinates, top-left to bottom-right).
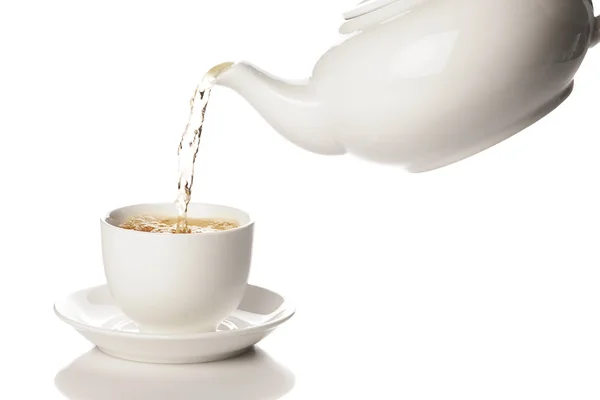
211, 0, 600, 172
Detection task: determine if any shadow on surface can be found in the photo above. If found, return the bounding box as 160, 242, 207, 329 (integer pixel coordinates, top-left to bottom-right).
55, 346, 294, 400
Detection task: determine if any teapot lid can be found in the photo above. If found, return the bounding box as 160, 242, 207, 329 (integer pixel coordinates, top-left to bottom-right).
343, 0, 410, 19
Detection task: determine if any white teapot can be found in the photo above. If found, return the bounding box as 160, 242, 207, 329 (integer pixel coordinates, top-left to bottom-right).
217, 0, 599, 172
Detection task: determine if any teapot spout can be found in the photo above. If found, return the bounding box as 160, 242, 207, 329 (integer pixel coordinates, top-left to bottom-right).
215, 62, 346, 156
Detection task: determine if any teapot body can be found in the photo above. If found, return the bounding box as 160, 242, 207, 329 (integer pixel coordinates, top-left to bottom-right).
311, 0, 596, 171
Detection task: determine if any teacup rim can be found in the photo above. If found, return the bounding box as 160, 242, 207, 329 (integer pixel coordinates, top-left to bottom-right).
100, 202, 254, 236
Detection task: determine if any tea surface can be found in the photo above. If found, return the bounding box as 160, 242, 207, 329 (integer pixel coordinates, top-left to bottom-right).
120, 215, 238, 234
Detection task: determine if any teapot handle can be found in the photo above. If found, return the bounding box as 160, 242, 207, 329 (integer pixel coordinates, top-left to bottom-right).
593, 15, 600, 47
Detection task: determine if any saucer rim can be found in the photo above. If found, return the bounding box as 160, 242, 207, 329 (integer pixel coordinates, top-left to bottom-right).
54, 283, 295, 340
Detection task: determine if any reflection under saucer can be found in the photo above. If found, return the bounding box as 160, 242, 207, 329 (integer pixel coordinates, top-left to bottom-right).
55, 346, 295, 400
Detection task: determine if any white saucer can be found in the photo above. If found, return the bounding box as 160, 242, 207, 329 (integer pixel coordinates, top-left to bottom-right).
54, 284, 295, 364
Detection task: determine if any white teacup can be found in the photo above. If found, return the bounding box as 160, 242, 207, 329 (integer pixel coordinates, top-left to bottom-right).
100, 203, 253, 334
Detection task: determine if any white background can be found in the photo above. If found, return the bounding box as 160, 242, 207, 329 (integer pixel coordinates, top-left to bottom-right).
1, 0, 600, 398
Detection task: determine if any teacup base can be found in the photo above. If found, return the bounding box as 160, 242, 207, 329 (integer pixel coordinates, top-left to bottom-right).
137, 323, 219, 335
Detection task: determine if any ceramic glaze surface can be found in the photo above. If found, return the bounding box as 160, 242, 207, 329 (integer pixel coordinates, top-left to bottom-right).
54, 284, 294, 364
101, 203, 254, 334
217, 0, 598, 172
